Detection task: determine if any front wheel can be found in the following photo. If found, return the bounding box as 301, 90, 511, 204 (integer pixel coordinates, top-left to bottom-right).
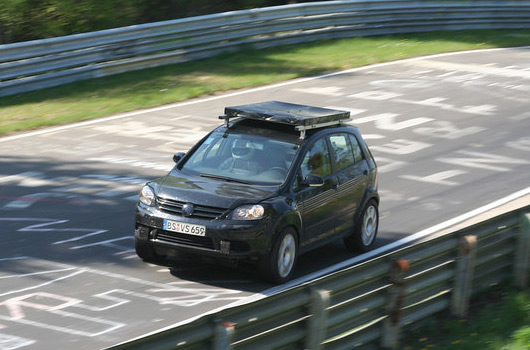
344, 199, 379, 253
259, 227, 298, 284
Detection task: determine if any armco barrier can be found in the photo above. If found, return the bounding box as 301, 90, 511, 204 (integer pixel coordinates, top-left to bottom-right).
1, 0, 530, 97
108, 205, 530, 349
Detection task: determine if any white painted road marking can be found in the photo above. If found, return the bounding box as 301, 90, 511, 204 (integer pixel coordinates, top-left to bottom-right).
407, 59, 530, 79
0, 47, 529, 348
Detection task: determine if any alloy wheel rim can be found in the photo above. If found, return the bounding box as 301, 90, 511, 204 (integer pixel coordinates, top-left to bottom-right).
278, 234, 296, 278
362, 205, 377, 246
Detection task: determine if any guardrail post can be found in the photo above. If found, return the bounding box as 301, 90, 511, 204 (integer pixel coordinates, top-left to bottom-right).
381, 259, 409, 349
214, 320, 235, 350
305, 288, 330, 350
515, 213, 530, 289
451, 235, 477, 318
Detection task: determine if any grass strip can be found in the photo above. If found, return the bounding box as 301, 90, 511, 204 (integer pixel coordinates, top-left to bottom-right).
403, 287, 530, 350
1, 29, 530, 136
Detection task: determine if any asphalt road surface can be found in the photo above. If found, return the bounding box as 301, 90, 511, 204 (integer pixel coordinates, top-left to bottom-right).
1, 47, 529, 350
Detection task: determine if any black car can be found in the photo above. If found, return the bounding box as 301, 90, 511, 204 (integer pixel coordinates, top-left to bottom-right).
135, 101, 379, 283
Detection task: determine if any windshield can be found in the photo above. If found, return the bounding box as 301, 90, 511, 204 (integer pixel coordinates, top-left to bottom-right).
181, 129, 299, 185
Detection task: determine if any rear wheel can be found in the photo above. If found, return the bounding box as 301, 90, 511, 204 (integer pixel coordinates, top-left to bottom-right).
259, 227, 298, 284
344, 199, 379, 253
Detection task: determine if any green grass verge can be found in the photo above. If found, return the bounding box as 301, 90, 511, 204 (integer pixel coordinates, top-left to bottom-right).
2, 29, 530, 136
403, 287, 530, 350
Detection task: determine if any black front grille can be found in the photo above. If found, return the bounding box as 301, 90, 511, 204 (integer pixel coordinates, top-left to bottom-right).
157, 197, 227, 220
229, 241, 251, 253
155, 229, 215, 250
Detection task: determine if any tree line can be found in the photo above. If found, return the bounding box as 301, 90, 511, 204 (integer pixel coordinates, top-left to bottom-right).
0, 0, 317, 44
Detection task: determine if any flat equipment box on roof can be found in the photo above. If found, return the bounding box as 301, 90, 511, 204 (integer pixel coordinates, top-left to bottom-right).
222, 101, 351, 137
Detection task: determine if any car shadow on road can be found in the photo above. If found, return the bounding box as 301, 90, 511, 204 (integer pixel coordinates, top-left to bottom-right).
165, 255, 273, 292
165, 234, 406, 292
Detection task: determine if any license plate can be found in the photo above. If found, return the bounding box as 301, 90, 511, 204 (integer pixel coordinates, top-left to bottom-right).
163, 220, 206, 236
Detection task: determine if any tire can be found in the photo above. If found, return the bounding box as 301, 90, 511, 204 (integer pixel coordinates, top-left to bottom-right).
135, 234, 159, 262
259, 227, 298, 284
344, 199, 379, 253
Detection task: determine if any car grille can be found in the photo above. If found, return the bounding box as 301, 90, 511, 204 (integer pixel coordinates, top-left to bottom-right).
155, 229, 215, 250
157, 197, 227, 220
229, 241, 251, 252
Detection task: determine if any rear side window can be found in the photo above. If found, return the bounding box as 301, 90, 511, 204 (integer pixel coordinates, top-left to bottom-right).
329, 134, 355, 171
348, 134, 364, 163
300, 137, 332, 179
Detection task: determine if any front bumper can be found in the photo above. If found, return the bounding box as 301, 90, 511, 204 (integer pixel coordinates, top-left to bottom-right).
135, 204, 271, 259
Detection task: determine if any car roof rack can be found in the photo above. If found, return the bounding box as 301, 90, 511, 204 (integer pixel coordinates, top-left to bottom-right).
220, 101, 351, 139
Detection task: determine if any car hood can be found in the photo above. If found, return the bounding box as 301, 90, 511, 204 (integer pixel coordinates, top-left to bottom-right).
155, 170, 280, 209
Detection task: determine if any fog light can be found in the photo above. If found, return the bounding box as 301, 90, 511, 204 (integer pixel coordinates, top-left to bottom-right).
220, 240, 230, 255
136, 225, 150, 237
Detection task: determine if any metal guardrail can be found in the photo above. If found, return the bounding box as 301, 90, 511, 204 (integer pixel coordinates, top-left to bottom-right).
108, 205, 530, 349
1, 0, 530, 97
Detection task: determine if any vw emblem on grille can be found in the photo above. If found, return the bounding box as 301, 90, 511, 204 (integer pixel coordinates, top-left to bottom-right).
182, 203, 195, 217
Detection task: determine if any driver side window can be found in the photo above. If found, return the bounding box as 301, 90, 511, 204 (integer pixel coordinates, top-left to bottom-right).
300, 137, 332, 179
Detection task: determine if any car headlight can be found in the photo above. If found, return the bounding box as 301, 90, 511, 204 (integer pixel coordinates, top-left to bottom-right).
231, 204, 265, 220
139, 185, 156, 206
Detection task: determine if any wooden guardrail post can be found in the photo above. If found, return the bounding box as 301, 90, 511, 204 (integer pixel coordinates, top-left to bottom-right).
381, 259, 409, 349
515, 213, 530, 289
305, 288, 330, 350
451, 235, 477, 318
214, 320, 236, 350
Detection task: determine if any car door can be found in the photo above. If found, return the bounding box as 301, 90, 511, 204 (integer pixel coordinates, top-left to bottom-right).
294, 136, 339, 247
328, 133, 370, 236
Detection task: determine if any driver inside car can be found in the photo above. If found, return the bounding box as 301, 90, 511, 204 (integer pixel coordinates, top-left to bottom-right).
219, 138, 263, 175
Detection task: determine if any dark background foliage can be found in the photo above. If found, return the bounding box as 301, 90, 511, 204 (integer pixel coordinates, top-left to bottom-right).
0, 0, 319, 44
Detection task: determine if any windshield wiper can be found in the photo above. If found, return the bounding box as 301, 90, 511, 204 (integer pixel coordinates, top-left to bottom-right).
200, 173, 251, 184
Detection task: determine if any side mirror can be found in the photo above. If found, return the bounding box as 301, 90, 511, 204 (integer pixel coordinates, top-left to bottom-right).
173, 152, 185, 163
302, 174, 324, 187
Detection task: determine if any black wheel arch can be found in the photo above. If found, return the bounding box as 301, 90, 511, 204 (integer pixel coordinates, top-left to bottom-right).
262, 207, 302, 256
357, 189, 379, 221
